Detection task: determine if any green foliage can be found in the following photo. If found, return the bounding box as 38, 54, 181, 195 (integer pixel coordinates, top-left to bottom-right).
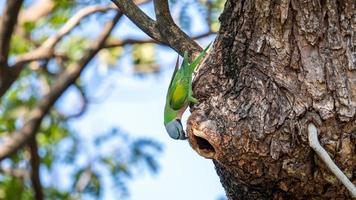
49, 0, 74, 28
10, 34, 33, 55
48, 9, 72, 28
44, 187, 71, 200
97, 46, 124, 73
22, 21, 37, 34
132, 43, 156, 65
0, 176, 34, 200
59, 36, 90, 60
37, 112, 72, 169
0, 70, 40, 134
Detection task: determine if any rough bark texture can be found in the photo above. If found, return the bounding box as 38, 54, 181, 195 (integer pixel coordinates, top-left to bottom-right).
187, 0, 355, 199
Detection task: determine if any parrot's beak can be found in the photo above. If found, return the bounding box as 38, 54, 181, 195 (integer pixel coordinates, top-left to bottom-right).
175, 119, 187, 140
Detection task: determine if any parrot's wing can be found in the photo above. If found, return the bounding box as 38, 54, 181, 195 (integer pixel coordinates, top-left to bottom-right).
166, 56, 180, 100
167, 56, 180, 90
182, 51, 190, 67
187, 43, 211, 74
169, 79, 188, 110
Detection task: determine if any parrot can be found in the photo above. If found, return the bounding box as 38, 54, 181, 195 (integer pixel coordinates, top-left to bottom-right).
164, 45, 210, 140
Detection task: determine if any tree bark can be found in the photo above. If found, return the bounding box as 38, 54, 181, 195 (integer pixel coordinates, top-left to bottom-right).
187, 0, 355, 199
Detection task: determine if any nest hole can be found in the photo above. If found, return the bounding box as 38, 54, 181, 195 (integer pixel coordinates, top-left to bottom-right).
192, 135, 216, 158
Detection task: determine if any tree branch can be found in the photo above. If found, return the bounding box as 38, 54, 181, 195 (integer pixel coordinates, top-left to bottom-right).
75, 167, 93, 194
104, 31, 214, 48
308, 123, 356, 198
64, 83, 89, 120
153, 0, 202, 58
18, 0, 55, 24
0, 0, 24, 97
110, 0, 162, 42
0, 0, 24, 65
111, 0, 205, 59
0, 12, 123, 161
28, 137, 43, 200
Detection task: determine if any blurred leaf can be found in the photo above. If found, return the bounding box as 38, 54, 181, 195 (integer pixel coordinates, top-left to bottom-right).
0, 176, 33, 200
84, 172, 101, 197
42, 150, 54, 169
45, 187, 71, 200
59, 36, 89, 60
48, 0, 74, 28
97, 47, 124, 74
132, 43, 155, 64
99, 47, 124, 65
72, 168, 101, 198
22, 21, 37, 34
94, 128, 122, 146
53, 0, 74, 8
130, 139, 162, 174
132, 44, 160, 75
10, 34, 32, 55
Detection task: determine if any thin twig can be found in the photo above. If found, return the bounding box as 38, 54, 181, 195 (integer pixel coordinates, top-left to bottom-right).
308, 123, 356, 198
18, 0, 55, 24
104, 31, 214, 48
28, 137, 43, 200
75, 167, 92, 193
64, 83, 89, 120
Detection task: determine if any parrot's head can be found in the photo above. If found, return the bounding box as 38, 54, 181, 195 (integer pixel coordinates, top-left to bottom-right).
164, 119, 186, 140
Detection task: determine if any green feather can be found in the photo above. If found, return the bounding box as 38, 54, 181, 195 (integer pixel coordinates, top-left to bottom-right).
166, 56, 179, 96
187, 43, 211, 75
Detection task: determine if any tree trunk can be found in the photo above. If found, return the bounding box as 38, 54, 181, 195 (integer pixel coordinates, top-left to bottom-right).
187, 0, 355, 199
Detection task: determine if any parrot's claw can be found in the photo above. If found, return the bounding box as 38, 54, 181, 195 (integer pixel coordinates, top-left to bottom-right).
189, 96, 199, 104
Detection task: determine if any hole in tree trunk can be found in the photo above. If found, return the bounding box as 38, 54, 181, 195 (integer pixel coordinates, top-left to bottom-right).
191, 135, 216, 159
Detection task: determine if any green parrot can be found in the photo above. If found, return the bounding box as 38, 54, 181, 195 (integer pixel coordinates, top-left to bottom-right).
164, 45, 210, 140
